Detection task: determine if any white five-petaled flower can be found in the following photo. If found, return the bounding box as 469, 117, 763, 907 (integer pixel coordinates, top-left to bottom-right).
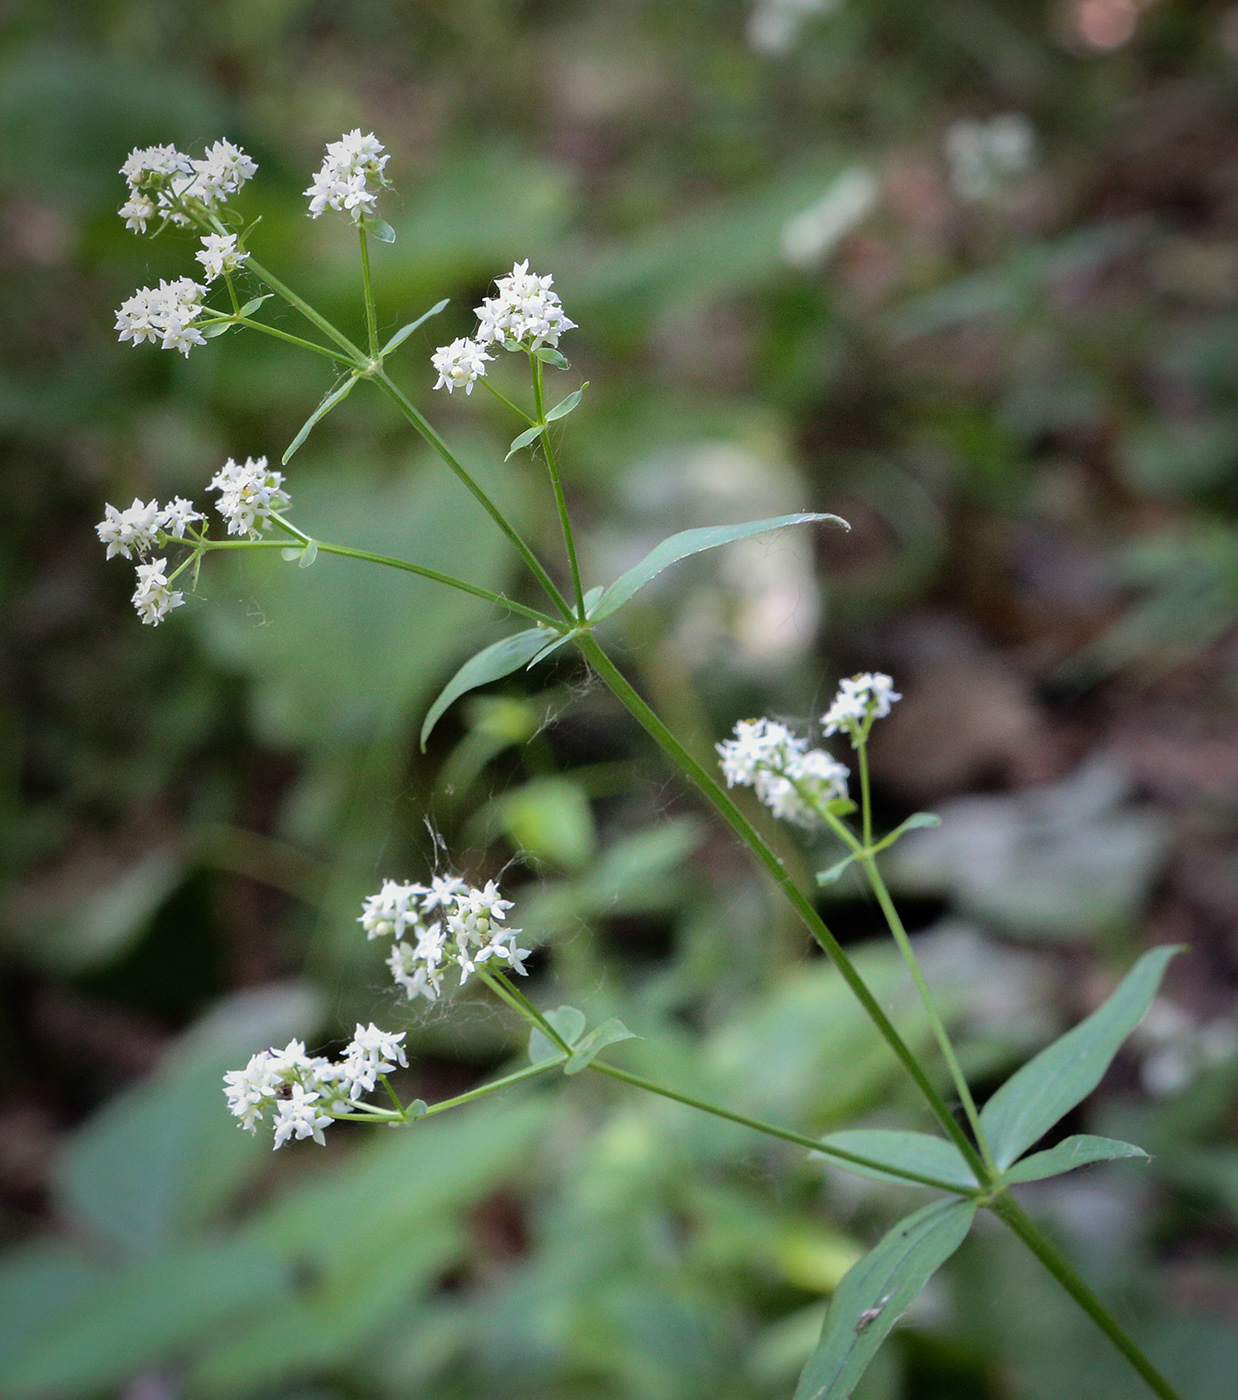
206, 455, 291, 537
304, 129, 390, 221
361, 873, 530, 1003
114, 277, 207, 356
131, 557, 184, 626
821, 672, 901, 741
473, 260, 577, 353
717, 717, 849, 828
431, 337, 493, 394
195, 232, 248, 283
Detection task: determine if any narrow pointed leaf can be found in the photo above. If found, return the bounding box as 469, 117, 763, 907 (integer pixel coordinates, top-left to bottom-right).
817, 1130, 978, 1190
794, 1198, 976, 1400
591, 513, 848, 622
505, 425, 544, 461
420, 628, 554, 750
544, 383, 588, 422
1003, 1134, 1148, 1185
381, 299, 449, 356
980, 945, 1182, 1171
200, 320, 233, 339
877, 812, 940, 849
817, 855, 858, 886
583, 585, 605, 616
565, 1019, 638, 1075
527, 631, 577, 667
535, 347, 570, 369
282, 375, 360, 465
238, 294, 273, 317
528, 1006, 587, 1063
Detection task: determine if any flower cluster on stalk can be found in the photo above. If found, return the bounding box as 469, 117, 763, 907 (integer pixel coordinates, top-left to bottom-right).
304, 129, 389, 221
431, 261, 576, 395
717, 674, 902, 826
96, 458, 291, 625
118, 139, 257, 234
360, 874, 531, 1002
223, 1024, 408, 1149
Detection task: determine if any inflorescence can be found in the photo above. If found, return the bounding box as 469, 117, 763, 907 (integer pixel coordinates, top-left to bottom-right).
223, 1024, 408, 1149
431, 261, 577, 395
96, 457, 291, 625
360, 875, 532, 1002
304, 129, 390, 221
717, 673, 901, 827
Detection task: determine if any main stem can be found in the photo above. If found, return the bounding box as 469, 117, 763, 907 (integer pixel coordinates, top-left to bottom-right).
358, 226, 379, 357
574, 633, 988, 1183
531, 355, 587, 619
991, 1193, 1184, 1400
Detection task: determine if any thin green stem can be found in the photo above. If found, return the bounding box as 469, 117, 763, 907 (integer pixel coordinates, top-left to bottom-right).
358, 225, 379, 358
991, 1193, 1184, 1400
481, 378, 537, 426
573, 633, 990, 1185
231, 317, 354, 365
244, 255, 367, 363
379, 1073, 406, 1117
199, 535, 559, 627
531, 354, 586, 619
857, 739, 873, 848
373, 368, 574, 621
421, 1058, 562, 1116
222, 270, 241, 315
861, 853, 995, 1173
586, 1061, 977, 1195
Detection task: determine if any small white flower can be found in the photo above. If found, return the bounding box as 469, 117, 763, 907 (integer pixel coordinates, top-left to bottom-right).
192, 140, 258, 203
96, 497, 164, 560
195, 232, 248, 283
271, 1083, 333, 1150
115, 277, 206, 356
119, 192, 157, 234
821, 673, 901, 740
431, 337, 493, 394
206, 455, 291, 537
341, 1023, 408, 1099
717, 716, 849, 827
131, 557, 184, 626
304, 129, 390, 221
473, 260, 577, 353
158, 497, 204, 538
944, 114, 1036, 204
223, 1050, 282, 1132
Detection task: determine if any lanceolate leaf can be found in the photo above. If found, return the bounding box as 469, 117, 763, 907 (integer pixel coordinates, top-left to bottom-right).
420, 628, 556, 750
282, 375, 360, 465
816, 1130, 978, 1190
544, 383, 588, 422
980, 945, 1181, 1171
381, 299, 449, 356
528, 1006, 587, 1064
591, 513, 847, 622
1002, 1134, 1148, 1185
793, 1198, 977, 1400
564, 1018, 637, 1075
505, 425, 543, 460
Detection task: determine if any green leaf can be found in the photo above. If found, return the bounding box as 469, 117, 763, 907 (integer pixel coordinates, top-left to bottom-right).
535, 346, 570, 369
282, 374, 360, 464
544, 383, 588, 422
200, 319, 233, 338
406, 1099, 428, 1121
528, 1006, 587, 1064
420, 628, 554, 750
381, 299, 449, 355
527, 630, 577, 667
816, 1130, 978, 1189
817, 855, 858, 886
794, 1198, 976, 1400
367, 218, 396, 243
980, 945, 1182, 1171
1003, 1134, 1149, 1185
238, 294, 273, 317
591, 513, 848, 622
583, 584, 604, 615
505, 424, 544, 460
879, 812, 940, 846
565, 1018, 638, 1075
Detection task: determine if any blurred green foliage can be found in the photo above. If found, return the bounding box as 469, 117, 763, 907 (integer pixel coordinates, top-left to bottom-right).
5, 1, 1238, 1397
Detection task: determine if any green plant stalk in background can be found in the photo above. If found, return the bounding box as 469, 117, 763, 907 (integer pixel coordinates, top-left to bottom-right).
129, 192, 1187, 1400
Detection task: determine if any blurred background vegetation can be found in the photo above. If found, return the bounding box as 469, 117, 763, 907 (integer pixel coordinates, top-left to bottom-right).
4, 1, 1238, 1396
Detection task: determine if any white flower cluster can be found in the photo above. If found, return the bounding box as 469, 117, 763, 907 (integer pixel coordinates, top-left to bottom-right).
821, 672, 901, 741
114, 277, 207, 357
223, 1024, 408, 1149
305, 129, 390, 221
1133, 999, 1238, 1099
118, 139, 257, 234
430, 261, 577, 396
97, 496, 205, 627
206, 456, 291, 537
717, 718, 850, 827
944, 114, 1035, 204
360, 874, 531, 1002
195, 232, 248, 283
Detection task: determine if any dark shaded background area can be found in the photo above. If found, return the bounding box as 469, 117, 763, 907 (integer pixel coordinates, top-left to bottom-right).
4, 2, 1238, 1397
